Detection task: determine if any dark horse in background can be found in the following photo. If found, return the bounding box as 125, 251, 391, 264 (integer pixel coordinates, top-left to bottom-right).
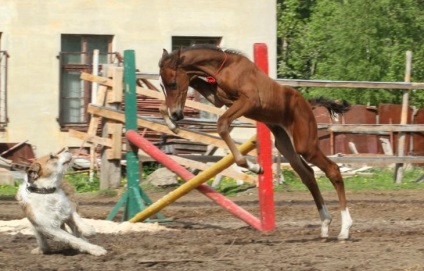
158, 44, 352, 240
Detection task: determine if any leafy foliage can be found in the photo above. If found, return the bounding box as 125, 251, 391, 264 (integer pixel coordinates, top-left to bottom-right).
277, 0, 424, 106
64, 172, 100, 193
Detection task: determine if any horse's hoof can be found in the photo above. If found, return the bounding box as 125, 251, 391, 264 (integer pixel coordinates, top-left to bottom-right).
337, 234, 350, 241
251, 165, 263, 174
31, 247, 47, 255
258, 167, 264, 174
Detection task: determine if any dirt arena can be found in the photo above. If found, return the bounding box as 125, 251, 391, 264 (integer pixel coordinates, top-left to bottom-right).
1, 187, 423, 271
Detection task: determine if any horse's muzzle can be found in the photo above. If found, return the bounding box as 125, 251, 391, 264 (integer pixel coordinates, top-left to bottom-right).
170, 110, 184, 121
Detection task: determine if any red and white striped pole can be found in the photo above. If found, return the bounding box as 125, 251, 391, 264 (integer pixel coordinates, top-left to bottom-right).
254, 43, 275, 231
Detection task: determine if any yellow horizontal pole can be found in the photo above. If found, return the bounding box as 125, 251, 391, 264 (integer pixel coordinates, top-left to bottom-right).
129, 135, 257, 223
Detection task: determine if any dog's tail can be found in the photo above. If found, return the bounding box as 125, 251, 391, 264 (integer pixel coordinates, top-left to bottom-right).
72, 213, 96, 237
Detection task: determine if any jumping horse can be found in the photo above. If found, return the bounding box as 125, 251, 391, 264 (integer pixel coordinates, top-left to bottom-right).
158, 44, 353, 240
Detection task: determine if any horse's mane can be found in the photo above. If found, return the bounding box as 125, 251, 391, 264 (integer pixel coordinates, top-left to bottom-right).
182, 44, 245, 56
159, 44, 246, 66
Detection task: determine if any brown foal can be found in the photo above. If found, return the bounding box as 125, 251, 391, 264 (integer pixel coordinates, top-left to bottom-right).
158, 44, 352, 240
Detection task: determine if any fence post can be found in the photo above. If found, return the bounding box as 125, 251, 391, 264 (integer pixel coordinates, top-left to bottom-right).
395, 51, 412, 183
106, 49, 168, 222
254, 43, 275, 231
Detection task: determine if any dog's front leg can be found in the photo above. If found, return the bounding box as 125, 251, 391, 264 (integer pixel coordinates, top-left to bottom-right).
31, 227, 50, 254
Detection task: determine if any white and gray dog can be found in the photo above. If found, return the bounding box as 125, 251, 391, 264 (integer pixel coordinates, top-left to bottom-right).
16, 150, 106, 256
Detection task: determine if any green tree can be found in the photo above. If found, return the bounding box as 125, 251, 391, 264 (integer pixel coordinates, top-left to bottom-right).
277, 0, 424, 106
277, 0, 316, 78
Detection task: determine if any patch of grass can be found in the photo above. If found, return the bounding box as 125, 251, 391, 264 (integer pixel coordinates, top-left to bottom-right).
2, 167, 423, 197
140, 180, 175, 193
96, 189, 118, 197
0, 171, 105, 197
0, 184, 19, 197
65, 171, 101, 193
205, 177, 255, 196
275, 167, 424, 192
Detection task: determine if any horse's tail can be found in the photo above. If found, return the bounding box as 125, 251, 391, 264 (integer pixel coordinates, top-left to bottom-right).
308, 96, 351, 118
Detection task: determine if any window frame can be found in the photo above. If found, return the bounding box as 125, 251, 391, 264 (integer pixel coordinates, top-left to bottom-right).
58, 34, 115, 131
171, 36, 222, 51
0, 50, 9, 129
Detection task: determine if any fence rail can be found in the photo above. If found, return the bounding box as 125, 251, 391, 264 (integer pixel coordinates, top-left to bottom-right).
136, 72, 424, 90
135, 72, 424, 168
318, 124, 424, 133
275, 79, 424, 90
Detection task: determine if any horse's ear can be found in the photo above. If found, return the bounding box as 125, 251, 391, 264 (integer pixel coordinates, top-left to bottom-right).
175, 47, 185, 67
159, 49, 169, 67
162, 49, 169, 58
176, 56, 185, 67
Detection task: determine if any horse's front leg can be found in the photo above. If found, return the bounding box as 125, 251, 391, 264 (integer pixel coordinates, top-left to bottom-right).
217, 99, 263, 174
159, 102, 180, 134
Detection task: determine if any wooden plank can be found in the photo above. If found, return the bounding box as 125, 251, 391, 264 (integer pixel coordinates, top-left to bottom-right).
276, 79, 424, 90
136, 87, 256, 125
136, 73, 159, 80
326, 156, 424, 164
87, 85, 108, 136
68, 129, 112, 147
106, 123, 123, 160
135, 72, 424, 90
277, 155, 424, 164
322, 124, 424, 133
108, 67, 123, 103
87, 104, 254, 153
169, 155, 257, 184
138, 78, 160, 91
140, 154, 424, 165
80, 72, 113, 87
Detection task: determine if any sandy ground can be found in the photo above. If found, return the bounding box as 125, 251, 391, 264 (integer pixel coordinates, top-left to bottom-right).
1, 187, 424, 271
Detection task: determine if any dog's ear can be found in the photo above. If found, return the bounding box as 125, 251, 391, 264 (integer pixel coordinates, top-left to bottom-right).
27, 163, 42, 182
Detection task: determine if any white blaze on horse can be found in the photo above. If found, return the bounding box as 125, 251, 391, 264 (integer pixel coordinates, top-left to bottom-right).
158, 44, 353, 240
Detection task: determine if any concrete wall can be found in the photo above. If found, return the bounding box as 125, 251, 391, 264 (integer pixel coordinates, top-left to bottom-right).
0, 0, 276, 156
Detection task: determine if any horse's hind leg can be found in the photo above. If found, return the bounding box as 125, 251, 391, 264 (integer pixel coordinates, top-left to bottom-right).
268, 125, 332, 239
302, 147, 353, 240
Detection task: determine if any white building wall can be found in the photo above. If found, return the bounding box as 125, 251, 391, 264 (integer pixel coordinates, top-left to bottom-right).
0, 0, 276, 156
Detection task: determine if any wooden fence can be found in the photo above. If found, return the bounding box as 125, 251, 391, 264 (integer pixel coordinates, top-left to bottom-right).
136, 67, 424, 182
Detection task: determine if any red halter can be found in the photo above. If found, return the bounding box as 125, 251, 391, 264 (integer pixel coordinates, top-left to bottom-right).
206, 51, 228, 84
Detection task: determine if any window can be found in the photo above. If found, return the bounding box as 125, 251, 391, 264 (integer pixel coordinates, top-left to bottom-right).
172, 36, 221, 51
0, 32, 8, 128
58, 34, 117, 130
